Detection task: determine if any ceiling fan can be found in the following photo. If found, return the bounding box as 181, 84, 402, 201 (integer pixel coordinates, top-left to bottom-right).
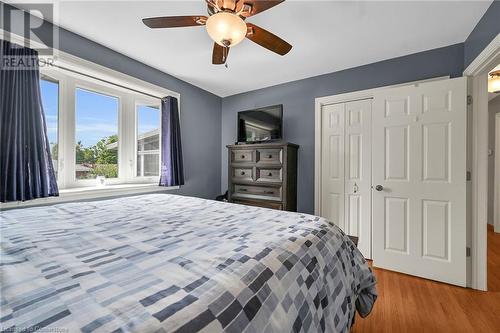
142, 0, 292, 65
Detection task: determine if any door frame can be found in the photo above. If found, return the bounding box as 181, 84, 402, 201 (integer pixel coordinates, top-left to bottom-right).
463, 32, 500, 291
314, 76, 449, 216
495, 113, 500, 234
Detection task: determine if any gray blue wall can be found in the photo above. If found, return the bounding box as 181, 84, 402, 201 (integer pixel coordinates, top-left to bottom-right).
221, 44, 465, 214
464, 0, 500, 68
3, 3, 222, 200
220, 1, 499, 214
3, 2, 498, 209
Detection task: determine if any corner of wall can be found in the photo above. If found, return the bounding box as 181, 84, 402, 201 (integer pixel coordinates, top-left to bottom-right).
463, 1, 500, 69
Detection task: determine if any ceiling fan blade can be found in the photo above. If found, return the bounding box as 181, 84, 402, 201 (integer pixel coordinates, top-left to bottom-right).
245, 23, 292, 56
237, 0, 285, 18
212, 43, 229, 65
142, 16, 207, 28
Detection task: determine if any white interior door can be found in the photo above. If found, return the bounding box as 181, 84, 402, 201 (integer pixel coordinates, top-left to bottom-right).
321, 100, 372, 258
321, 103, 345, 231
372, 77, 467, 286
344, 100, 372, 258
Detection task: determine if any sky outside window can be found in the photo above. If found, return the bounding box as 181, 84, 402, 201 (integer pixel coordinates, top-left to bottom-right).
76, 88, 119, 147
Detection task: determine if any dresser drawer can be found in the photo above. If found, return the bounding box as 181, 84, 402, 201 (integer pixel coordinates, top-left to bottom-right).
257, 149, 282, 164
232, 167, 253, 181
233, 184, 281, 200
232, 199, 282, 210
232, 150, 254, 163
256, 168, 282, 182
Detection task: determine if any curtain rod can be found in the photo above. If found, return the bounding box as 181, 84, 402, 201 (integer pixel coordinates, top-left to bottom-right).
53, 64, 165, 100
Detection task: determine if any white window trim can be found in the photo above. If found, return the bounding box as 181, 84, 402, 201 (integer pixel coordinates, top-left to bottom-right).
134, 98, 162, 182
0, 30, 182, 208
72, 82, 123, 187
1, 184, 180, 211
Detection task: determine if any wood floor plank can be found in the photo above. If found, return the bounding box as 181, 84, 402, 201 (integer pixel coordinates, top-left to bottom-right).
352, 227, 500, 332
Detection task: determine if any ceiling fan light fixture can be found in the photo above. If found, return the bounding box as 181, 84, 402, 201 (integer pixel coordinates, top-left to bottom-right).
206, 11, 247, 47
488, 70, 500, 93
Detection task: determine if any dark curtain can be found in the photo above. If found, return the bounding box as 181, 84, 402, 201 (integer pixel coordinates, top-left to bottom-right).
0, 40, 58, 202
159, 96, 184, 187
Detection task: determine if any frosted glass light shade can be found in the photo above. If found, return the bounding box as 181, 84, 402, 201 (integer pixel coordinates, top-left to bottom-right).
488, 71, 500, 93
206, 12, 247, 47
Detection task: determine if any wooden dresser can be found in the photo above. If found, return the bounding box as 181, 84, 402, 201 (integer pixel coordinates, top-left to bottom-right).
227, 142, 299, 211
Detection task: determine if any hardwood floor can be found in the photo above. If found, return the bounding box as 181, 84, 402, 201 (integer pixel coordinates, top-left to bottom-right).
352, 226, 500, 333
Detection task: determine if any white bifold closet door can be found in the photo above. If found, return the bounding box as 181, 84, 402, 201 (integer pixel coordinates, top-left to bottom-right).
321, 99, 372, 258
372, 77, 467, 286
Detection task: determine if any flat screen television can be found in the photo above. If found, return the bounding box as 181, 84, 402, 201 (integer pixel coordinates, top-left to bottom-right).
237, 105, 283, 143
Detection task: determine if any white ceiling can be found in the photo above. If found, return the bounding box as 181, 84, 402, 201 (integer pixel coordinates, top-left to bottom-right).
10, 1, 492, 97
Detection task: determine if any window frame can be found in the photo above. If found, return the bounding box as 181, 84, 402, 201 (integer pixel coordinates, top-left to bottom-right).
38, 57, 179, 191
73, 83, 122, 186
40, 74, 61, 183
134, 99, 162, 182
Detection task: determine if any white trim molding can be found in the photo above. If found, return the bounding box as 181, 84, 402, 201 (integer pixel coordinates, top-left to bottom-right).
470, 73, 490, 291
464, 33, 500, 76
463, 32, 500, 291
0, 29, 180, 100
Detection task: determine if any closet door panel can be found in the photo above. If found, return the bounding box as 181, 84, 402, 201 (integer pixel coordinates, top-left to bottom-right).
321, 103, 345, 230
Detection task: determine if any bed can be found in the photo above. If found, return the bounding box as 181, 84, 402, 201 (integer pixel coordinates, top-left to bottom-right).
0, 194, 376, 333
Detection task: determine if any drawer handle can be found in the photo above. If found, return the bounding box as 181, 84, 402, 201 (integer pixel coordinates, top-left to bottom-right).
240, 171, 245, 176
267, 172, 273, 177
241, 155, 245, 159
264, 190, 274, 194
268, 154, 273, 158
240, 188, 248, 192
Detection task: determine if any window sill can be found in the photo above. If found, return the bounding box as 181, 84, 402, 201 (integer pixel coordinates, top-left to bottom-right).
1, 183, 179, 210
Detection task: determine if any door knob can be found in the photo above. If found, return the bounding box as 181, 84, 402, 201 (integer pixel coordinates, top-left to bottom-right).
375, 185, 384, 191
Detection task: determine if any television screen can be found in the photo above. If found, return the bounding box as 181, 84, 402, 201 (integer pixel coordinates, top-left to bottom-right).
237, 105, 283, 143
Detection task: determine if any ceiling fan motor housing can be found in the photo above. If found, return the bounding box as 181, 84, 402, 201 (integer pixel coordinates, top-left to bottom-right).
205, 11, 247, 47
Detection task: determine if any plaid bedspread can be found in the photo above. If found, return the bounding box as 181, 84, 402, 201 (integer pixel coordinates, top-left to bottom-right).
1, 194, 376, 333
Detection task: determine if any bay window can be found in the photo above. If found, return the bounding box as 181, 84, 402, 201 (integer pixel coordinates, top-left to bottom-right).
39, 64, 169, 191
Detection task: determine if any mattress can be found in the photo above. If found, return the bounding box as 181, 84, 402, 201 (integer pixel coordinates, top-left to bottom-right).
0, 194, 376, 333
